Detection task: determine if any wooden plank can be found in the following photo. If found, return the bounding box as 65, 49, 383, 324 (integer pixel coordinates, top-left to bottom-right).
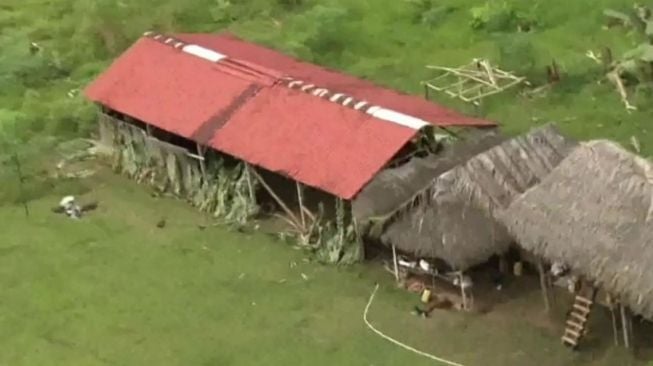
570, 312, 587, 323
576, 296, 593, 306
566, 320, 584, 330
573, 303, 591, 313
565, 328, 581, 338
562, 336, 578, 346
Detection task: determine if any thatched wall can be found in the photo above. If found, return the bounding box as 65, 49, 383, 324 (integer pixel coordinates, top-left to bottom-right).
501, 140, 653, 318
380, 123, 576, 270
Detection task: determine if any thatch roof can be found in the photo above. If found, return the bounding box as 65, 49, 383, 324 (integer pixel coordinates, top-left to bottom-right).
379, 123, 576, 270
501, 140, 653, 318
352, 129, 505, 221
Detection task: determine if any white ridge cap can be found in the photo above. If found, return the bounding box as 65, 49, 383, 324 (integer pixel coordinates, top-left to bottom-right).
181, 44, 226, 62
366, 106, 430, 130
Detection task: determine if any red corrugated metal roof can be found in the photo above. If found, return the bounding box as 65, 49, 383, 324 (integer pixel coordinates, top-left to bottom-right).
85, 33, 495, 199
176, 33, 495, 127
85, 37, 257, 138
212, 86, 417, 199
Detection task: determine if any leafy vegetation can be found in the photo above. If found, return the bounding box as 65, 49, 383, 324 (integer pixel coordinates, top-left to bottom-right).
2, 0, 652, 157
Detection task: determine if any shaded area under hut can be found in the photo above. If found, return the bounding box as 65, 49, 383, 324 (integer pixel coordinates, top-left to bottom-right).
355, 123, 577, 310
501, 140, 653, 350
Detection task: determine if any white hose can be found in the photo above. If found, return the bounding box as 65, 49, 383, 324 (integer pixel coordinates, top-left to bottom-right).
363, 284, 467, 366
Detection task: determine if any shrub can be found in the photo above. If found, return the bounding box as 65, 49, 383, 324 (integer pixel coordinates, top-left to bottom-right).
470, 1, 536, 32
496, 34, 537, 76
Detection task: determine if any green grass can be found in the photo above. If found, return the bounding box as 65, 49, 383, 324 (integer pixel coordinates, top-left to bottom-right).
0, 165, 647, 365
2, 1, 653, 364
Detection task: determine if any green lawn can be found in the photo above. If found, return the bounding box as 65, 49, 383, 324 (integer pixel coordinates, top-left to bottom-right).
0, 165, 646, 366
2, 0, 653, 364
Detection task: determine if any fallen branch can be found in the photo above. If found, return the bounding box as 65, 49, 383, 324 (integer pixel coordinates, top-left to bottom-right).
607, 70, 637, 112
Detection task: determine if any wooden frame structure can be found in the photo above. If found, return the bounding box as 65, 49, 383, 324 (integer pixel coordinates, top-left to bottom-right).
423, 59, 526, 105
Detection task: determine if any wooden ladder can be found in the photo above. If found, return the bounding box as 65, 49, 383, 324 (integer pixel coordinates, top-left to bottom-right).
562, 285, 597, 349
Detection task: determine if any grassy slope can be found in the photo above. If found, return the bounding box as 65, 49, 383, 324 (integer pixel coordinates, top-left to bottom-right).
2, 0, 652, 154
0, 168, 643, 366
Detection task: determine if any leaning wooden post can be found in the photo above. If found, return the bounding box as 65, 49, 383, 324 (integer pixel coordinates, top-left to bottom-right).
391, 245, 399, 282
195, 143, 207, 180
249, 168, 302, 230
537, 260, 551, 313
296, 182, 305, 228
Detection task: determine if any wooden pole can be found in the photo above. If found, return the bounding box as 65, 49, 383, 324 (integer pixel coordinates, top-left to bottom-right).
249, 168, 302, 230
244, 163, 255, 203
459, 272, 468, 311
296, 182, 305, 228
538, 260, 551, 313
391, 245, 399, 282
610, 301, 620, 346
195, 144, 207, 180
621, 304, 631, 348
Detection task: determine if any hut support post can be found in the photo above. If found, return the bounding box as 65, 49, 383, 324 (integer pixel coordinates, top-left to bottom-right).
244, 163, 255, 203
620, 304, 631, 349
537, 260, 551, 313
458, 272, 468, 311
610, 302, 620, 346
145, 123, 153, 136
296, 182, 305, 228
391, 245, 399, 282
249, 169, 303, 231
195, 144, 207, 180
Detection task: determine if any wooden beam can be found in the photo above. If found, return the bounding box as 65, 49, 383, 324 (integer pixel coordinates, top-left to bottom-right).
249, 168, 303, 230
538, 260, 551, 313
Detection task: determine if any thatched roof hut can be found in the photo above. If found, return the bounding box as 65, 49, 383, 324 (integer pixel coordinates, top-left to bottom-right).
372, 123, 576, 270
501, 140, 653, 318
352, 129, 505, 222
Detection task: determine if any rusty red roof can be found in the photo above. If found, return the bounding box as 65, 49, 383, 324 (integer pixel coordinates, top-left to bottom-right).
177, 33, 494, 127
85, 32, 495, 199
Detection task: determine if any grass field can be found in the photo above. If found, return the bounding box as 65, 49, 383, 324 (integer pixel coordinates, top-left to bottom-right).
2, 0, 653, 364
0, 159, 647, 366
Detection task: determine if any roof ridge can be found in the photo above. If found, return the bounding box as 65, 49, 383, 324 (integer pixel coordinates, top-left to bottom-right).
143, 31, 432, 131
281, 77, 430, 130
142, 31, 279, 85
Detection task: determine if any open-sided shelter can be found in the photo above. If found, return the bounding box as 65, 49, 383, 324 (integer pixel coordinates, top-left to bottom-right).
84, 31, 494, 263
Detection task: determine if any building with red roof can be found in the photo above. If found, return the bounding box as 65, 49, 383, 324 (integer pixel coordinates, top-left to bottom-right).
85, 31, 495, 200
